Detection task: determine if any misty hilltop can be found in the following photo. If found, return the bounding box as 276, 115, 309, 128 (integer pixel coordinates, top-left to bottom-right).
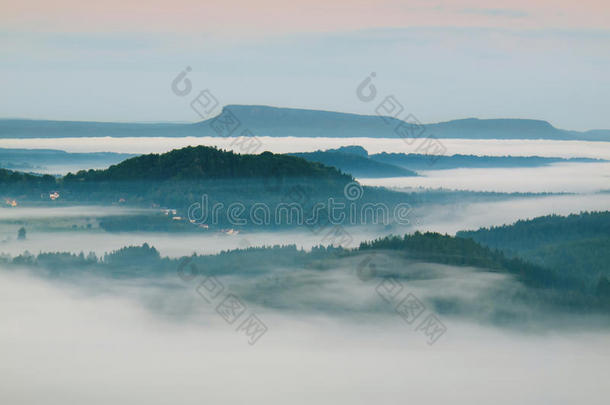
63, 145, 351, 183
2, 105, 609, 141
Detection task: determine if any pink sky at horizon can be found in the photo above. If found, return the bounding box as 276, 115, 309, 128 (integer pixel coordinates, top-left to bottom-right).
3, 0, 609, 37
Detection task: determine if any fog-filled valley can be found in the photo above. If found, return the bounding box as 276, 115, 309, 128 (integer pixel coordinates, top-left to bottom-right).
2, 131, 610, 404
2, 192, 610, 257
2, 239, 610, 404
5, 1, 610, 401
2, 266, 608, 405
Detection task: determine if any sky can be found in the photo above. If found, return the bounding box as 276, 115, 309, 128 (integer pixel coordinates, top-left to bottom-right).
1, 0, 609, 130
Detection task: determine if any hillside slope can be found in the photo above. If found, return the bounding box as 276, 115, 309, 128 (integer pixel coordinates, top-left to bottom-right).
65, 146, 350, 183
457, 212, 610, 289
289, 147, 417, 178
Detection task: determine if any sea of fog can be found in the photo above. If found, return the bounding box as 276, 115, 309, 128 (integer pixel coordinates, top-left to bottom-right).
2, 137, 609, 404
1, 264, 609, 404
359, 162, 610, 193
2, 136, 610, 159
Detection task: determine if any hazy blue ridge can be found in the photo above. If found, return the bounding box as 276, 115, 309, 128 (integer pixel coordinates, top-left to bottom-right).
288, 147, 418, 178
2, 105, 609, 141
0, 148, 135, 171
370, 152, 605, 170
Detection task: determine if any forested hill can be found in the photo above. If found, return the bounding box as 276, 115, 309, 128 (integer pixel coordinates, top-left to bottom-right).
8, 231, 608, 312
457, 212, 610, 291
1, 146, 367, 221
457, 212, 610, 252
359, 231, 610, 308
0, 168, 56, 185
64, 146, 352, 183
359, 232, 555, 289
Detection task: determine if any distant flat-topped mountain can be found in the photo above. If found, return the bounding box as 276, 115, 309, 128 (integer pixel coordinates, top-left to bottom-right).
1, 105, 609, 141
0, 119, 191, 138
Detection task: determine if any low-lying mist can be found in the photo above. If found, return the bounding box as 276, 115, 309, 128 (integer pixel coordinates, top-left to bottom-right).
3, 194, 609, 258
2, 137, 610, 159
0, 227, 398, 258
1, 260, 609, 405
360, 162, 610, 193
412, 193, 610, 234
0, 205, 153, 220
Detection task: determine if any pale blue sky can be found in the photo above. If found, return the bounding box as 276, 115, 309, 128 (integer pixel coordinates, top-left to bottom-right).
1, 25, 608, 130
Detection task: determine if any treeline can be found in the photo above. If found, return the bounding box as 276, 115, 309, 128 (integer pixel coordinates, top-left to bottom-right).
63, 146, 351, 183
360, 231, 558, 289
457, 211, 610, 292
457, 211, 610, 252
4, 243, 165, 276
360, 231, 610, 311
3, 232, 609, 311
2, 145, 554, 231
0, 168, 55, 184
0, 146, 370, 227
0, 243, 345, 278
1, 145, 351, 199
1, 146, 351, 190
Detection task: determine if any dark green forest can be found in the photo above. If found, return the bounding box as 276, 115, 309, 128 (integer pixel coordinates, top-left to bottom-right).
457, 211, 610, 293
1, 145, 557, 231
3, 145, 539, 230
0, 146, 359, 227
3, 231, 609, 314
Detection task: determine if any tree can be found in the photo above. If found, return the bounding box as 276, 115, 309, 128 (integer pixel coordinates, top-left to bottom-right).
17, 227, 26, 240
